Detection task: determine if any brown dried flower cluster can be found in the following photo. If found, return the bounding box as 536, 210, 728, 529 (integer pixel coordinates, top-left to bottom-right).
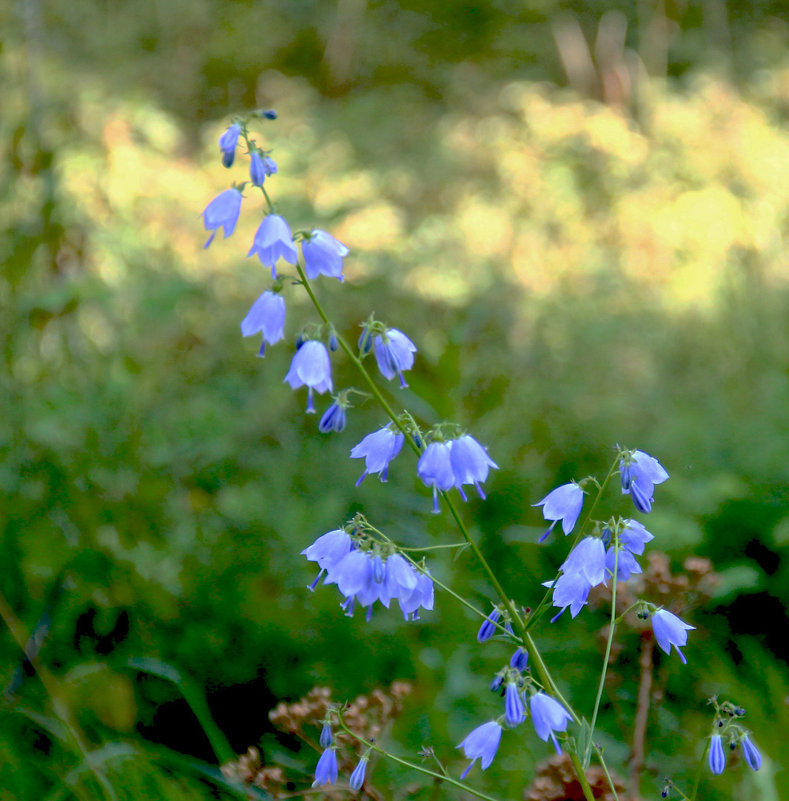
221, 682, 412, 799
589, 551, 719, 620
524, 752, 628, 801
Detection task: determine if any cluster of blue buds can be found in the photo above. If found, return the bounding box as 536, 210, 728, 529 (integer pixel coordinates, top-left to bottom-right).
312, 720, 371, 790
302, 525, 433, 621
706, 699, 762, 775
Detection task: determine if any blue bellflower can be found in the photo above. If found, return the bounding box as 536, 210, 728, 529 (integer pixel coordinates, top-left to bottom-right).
319, 722, 332, 748
418, 442, 454, 513
504, 683, 525, 727
313, 748, 338, 786
651, 609, 695, 664
249, 151, 277, 187
741, 736, 761, 771
218, 123, 241, 168
302, 230, 350, 281
510, 647, 529, 671
708, 734, 725, 775
477, 608, 501, 642
248, 214, 298, 277
202, 188, 243, 248
621, 450, 669, 513
534, 483, 584, 541
457, 721, 503, 779
241, 290, 286, 356
350, 426, 405, 485
618, 519, 654, 555
284, 340, 332, 413
301, 529, 353, 589
450, 435, 498, 501
349, 756, 369, 791
605, 546, 642, 581
529, 693, 572, 754
399, 569, 434, 620
373, 329, 417, 388
547, 571, 592, 619
319, 400, 347, 433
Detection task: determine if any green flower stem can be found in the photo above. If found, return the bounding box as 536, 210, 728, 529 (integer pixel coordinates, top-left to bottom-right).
586, 533, 620, 765
293, 262, 420, 456
294, 249, 608, 801
569, 751, 598, 801
335, 715, 505, 801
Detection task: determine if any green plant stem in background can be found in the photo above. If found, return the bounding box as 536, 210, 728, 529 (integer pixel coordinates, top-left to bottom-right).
586, 534, 620, 767
0, 591, 117, 801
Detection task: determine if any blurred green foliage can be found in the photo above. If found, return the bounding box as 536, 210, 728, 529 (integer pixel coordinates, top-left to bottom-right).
2, 0, 789, 799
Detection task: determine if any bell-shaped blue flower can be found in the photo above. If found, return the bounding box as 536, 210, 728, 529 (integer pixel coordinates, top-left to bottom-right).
373, 328, 417, 388
248, 214, 298, 277
350, 426, 405, 485
202, 188, 243, 248
533, 483, 584, 541
319, 400, 347, 433
651, 609, 694, 664
284, 340, 332, 413
313, 747, 338, 787
561, 537, 607, 587
605, 546, 642, 581
378, 554, 418, 609
504, 683, 525, 727
218, 123, 241, 168
619, 519, 654, 555
741, 736, 761, 771
545, 571, 591, 619
319, 722, 333, 748
450, 435, 498, 501
302, 230, 350, 281
529, 693, 572, 754
241, 290, 285, 356
477, 607, 501, 643
456, 721, 502, 779
417, 441, 454, 513
510, 647, 529, 671
399, 569, 434, 620
301, 529, 353, 590
708, 734, 725, 775
349, 756, 369, 791
621, 450, 669, 513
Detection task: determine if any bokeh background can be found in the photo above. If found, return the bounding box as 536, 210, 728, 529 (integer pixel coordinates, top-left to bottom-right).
2, 0, 789, 799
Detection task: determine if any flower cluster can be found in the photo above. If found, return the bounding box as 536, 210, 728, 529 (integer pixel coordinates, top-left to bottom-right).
417, 435, 498, 512
706, 699, 762, 776
302, 528, 433, 621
